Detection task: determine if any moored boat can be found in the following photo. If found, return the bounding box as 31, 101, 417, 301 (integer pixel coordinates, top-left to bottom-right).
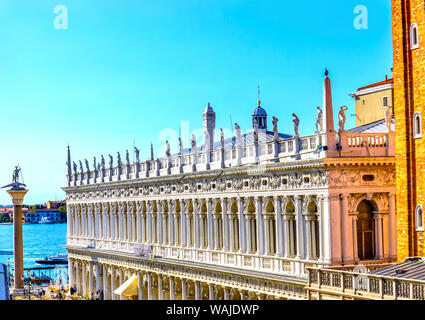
35, 254, 68, 265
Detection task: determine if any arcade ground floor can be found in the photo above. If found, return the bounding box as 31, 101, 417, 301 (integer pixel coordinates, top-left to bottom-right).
66, 246, 308, 300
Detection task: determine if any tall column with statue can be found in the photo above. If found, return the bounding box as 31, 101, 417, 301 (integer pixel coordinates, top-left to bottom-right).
3, 166, 28, 296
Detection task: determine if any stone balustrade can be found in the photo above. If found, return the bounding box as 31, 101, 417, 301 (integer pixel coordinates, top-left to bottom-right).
306, 267, 425, 300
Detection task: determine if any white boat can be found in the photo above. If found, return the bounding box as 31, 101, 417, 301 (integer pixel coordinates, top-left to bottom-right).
39, 216, 55, 224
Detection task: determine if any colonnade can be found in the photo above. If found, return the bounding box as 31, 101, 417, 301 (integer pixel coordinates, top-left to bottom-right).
68, 259, 289, 300
67, 195, 327, 262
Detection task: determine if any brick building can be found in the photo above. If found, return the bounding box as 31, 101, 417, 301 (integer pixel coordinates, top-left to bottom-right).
392, 0, 425, 261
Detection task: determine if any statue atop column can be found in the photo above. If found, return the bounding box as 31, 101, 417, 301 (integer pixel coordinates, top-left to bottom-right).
2, 166, 26, 190
101, 155, 105, 170
315, 106, 323, 133
338, 106, 349, 132
272, 116, 279, 141
292, 113, 300, 137
79, 160, 84, 174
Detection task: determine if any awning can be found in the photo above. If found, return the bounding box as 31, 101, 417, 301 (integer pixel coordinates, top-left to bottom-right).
114, 274, 138, 297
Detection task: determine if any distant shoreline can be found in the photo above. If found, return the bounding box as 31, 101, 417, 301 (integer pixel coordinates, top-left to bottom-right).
0, 223, 66, 225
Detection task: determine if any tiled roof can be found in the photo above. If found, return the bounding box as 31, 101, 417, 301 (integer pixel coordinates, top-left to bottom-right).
357, 78, 393, 91
347, 118, 395, 133
177, 131, 293, 156
370, 258, 425, 281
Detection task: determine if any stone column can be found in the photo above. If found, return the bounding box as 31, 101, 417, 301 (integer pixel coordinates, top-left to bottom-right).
138, 272, 144, 300
245, 214, 253, 253
195, 281, 202, 300
374, 213, 384, 259
388, 193, 397, 260
158, 275, 164, 300
193, 199, 199, 248
295, 196, 304, 259
169, 276, 176, 300
81, 263, 87, 296
238, 197, 246, 253
147, 202, 153, 244
111, 268, 116, 300
283, 214, 291, 258
102, 265, 108, 300
181, 279, 188, 300
322, 195, 332, 263
6, 188, 28, 295
95, 263, 102, 292
222, 198, 229, 252
207, 199, 213, 250
274, 197, 283, 257
88, 263, 94, 297
180, 200, 187, 247
255, 197, 264, 255
341, 194, 353, 263
208, 283, 216, 300
352, 214, 359, 262
147, 273, 153, 300
304, 215, 312, 260
168, 201, 174, 246
136, 202, 142, 243
68, 259, 75, 288
224, 287, 231, 300
75, 261, 81, 295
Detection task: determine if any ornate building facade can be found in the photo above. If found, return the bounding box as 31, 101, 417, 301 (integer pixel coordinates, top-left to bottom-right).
64, 72, 396, 300
392, 0, 425, 261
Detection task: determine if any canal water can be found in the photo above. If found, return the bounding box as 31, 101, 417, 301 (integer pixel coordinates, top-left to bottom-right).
0, 223, 68, 285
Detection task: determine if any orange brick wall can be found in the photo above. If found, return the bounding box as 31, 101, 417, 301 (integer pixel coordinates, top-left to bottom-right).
392, 0, 425, 262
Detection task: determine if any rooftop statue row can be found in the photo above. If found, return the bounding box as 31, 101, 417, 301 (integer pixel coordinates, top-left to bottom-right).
65, 70, 395, 185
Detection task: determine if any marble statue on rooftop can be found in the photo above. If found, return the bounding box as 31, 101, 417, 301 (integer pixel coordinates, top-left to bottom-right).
315, 106, 323, 133
79, 161, 84, 174
166, 141, 171, 157
220, 128, 224, 148
134, 147, 140, 163
191, 134, 197, 149
93, 156, 97, 172
338, 106, 349, 133
109, 155, 113, 169
272, 116, 279, 141
85, 159, 90, 173
253, 121, 259, 143
73, 162, 77, 175
126, 150, 130, 166
101, 155, 105, 170
292, 113, 300, 137
179, 138, 184, 156
235, 123, 242, 145
117, 152, 122, 167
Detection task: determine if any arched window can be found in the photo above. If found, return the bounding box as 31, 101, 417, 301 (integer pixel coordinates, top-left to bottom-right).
414, 112, 422, 138
416, 205, 424, 231
411, 23, 419, 50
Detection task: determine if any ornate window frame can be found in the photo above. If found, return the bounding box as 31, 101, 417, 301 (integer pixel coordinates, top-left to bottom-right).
410, 23, 419, 50
413, 111, 422, 139
416, 204, 424, 232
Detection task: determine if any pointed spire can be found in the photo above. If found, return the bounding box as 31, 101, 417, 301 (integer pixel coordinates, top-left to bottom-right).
150, 142, 154, 160
323, 69, 335, 133
67, 145, 71, 175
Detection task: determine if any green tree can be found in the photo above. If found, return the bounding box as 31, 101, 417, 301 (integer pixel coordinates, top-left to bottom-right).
58, 206, 66, 213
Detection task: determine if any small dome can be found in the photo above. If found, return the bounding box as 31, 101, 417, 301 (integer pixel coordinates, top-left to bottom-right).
252, 106, 267, 117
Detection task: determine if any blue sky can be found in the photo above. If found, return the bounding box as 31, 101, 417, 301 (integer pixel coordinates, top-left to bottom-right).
0, 0, 393, 204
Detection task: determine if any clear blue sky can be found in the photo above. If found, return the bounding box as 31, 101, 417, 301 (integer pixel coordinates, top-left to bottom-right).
0, 0, 393, 204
